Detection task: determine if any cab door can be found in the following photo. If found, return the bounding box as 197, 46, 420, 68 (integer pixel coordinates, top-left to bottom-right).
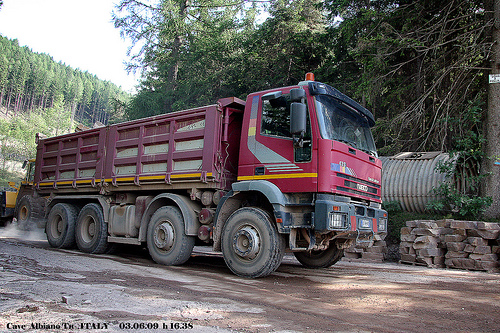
249, 88, 317, 193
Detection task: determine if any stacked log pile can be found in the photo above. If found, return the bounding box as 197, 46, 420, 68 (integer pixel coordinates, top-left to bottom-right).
399, 220, 500, 273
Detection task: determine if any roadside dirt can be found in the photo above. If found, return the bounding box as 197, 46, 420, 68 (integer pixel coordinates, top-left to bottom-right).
0, 226, 499, 333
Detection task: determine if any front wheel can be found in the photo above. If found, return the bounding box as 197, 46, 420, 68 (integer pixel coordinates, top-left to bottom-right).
146, 206, 195, 266
221, 207, 285, 278
294, 244, 344, 269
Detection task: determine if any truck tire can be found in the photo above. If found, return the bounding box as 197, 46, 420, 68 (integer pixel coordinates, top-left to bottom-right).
46, 203, 78, 249
221, 207, 285, 278
146, 206, 195, 266
16, 195, 45, 230
293, 244, 344, 269
75, 203, 109, 254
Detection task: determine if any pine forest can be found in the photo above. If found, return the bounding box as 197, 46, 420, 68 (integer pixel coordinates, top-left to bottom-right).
0, 36, 129, 125
0, 35, 130, 183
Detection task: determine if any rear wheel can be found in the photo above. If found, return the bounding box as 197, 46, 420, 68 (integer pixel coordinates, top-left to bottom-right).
75, 203, 109, 254
294, 244, 344, 269
147, 206, 195, 266
221, 207, 285, 278
46, 203, 78, 248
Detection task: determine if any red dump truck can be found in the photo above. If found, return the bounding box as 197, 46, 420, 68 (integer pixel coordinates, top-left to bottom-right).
16, 74, 387, 277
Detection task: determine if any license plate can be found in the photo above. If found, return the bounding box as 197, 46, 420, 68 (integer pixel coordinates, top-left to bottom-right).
360, 219, 371, 228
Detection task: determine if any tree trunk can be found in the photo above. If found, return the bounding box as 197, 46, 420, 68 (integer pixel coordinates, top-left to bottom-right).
164, 0, 189, 113
6, 88, 12, 114
29, 90, 35, 112
483, 0, 500, 218
71, 102, 76, 123
40, 92, 45, 109
14, 92, 21, 115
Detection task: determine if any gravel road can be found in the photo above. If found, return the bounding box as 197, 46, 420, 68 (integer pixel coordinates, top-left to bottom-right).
1, 226, 499, 333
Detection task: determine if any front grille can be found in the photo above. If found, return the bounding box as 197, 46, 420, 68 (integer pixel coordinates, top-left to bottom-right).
336, 186, 381, 200
336, 173, 380, 188
343, 180, 378, 194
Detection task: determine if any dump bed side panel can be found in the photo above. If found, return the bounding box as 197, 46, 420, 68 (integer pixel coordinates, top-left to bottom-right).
103, 106, 221, 187
35, 127, 106, 191
35, 102, 243, 194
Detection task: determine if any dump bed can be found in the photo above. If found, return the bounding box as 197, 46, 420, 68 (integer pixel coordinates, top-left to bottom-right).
34, 98, 245, 194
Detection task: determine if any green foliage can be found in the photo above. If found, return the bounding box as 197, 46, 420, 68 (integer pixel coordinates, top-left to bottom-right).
382, 201, 408, 244
41, 95, 73, 136
0, 104, 73, 185
319, 1, 491, 157
115, 0, 491, 166
115, 0, 327, 119
0, 168, 21, 188
0, 103, 73, 160
383, 200, 444, 245
427, 183, 492, 220
426, 98, 492, 220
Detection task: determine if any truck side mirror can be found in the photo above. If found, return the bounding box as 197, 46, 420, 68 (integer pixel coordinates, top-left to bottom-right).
290, 102, 307, 135
290, 88, 306, 102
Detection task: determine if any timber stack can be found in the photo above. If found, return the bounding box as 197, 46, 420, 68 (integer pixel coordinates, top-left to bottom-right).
343, 235, 387, 262
400, 220, 449, 268
400, 220, 500, 273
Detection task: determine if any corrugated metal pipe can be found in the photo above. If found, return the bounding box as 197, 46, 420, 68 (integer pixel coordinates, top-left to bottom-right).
380, 152, 478, 213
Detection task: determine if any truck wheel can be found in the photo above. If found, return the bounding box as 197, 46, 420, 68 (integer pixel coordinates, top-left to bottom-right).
221, 207, 285, 278
46, 203, 78, 249
147, 206, 195, 266
75, 203, 109, 254
16, 195, 43, 230
293, 244, 344, 269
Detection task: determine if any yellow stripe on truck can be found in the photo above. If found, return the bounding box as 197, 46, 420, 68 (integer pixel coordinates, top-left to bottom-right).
39, 172, 217, 188
238, 173, 317, 181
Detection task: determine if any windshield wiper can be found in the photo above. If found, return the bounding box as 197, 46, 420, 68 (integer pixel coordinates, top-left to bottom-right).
336, 140, 377, 157
337, 139, 357, 148
357, 147, 378, 157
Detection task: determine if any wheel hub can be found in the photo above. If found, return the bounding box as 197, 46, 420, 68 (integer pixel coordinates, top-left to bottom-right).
233, 226, 260, 260
88, 221, 95, 237
80, 216, 97, 243
154, 222, 175, 251
19, 206, 28, 221
57, 217, 64, 234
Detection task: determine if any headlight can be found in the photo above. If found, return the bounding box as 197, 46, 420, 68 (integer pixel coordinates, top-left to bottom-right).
378, 218, 387, 232
329, 212, 348, 229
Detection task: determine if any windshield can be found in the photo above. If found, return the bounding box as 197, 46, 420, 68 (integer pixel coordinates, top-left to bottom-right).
315, 95, 377, 156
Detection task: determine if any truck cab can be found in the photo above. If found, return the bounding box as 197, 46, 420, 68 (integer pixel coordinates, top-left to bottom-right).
215, 74, 387, 275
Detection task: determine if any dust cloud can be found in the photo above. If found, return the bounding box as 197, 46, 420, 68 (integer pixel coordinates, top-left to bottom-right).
0, 220, 46, 243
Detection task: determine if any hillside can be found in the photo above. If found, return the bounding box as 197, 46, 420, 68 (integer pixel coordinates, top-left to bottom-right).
0, 35, 130, 126
0, 35, 132, 185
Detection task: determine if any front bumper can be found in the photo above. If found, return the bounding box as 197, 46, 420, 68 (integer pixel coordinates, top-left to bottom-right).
314, 193, 387, 234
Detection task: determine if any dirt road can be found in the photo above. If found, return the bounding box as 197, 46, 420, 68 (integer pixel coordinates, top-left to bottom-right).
1, 228, 499, 333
